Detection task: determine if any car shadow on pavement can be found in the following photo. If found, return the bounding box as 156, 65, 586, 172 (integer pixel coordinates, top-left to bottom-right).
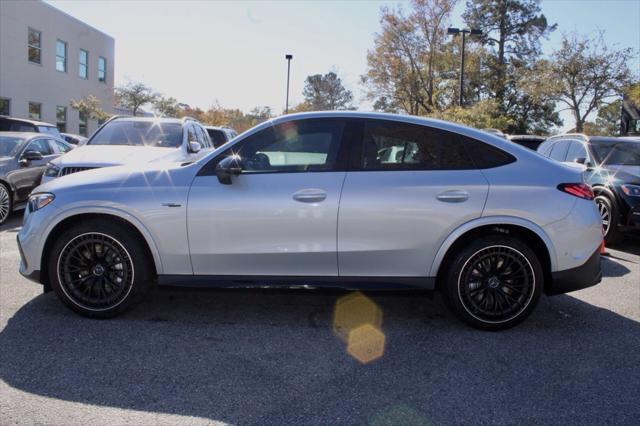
1, 283, 639, 424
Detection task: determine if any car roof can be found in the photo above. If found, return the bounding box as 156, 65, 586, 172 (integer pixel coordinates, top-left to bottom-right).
509, 135, 546, 141
0, 115, 56, 127
0, 131, 51, 140
111, 116, 184, 124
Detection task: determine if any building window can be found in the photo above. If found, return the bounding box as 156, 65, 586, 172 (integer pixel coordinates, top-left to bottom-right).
29, 102, 41, 120
56, 40, 67, 72
79, 49, 88, 79
28, 28, 41, 64
79, 111, 88, 136
98, 57, 106, 83
0, 98, 10, 116
56, 106, 67, 132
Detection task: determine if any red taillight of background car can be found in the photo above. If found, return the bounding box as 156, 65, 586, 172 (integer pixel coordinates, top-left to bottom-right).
557, 183, 594, 200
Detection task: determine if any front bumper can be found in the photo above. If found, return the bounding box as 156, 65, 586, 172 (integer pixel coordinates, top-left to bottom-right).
546, 247, 602, 295
17, 234, 42, 284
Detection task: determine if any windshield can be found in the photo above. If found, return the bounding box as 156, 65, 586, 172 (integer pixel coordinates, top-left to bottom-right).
0, 136, 24, 157
591, 140, 640, 166
88, 121, 183, 147
38, 126, 61, 138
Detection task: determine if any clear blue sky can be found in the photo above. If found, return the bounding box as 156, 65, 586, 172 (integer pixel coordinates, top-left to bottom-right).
48, 0, 639, 128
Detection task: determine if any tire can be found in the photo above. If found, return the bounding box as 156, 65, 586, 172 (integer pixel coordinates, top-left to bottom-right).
47, 219, 154, 318
0, 183, 12, 225
443, 234, 543, 331
595, 195, 621, 245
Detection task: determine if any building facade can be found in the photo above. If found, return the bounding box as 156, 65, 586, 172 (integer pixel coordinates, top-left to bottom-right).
0, 0, 114, 136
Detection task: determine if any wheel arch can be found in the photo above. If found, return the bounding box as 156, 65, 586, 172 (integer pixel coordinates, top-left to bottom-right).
431, 217, 555, 291
592, 184, 622, 210
40, 211, 163, 286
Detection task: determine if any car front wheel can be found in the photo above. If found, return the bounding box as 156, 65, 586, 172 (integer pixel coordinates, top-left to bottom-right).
595, 195, 621, 245
0, 183, 12, 225
47, 219, 153, 318
444, 234, 543, 330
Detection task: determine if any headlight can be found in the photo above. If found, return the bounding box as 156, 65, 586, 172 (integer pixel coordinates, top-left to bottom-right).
28, 193, 55, 212
44, 164, 60, 177
621, 184, 640, 197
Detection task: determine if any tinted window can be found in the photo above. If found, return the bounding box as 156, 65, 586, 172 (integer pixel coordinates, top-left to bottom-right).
566, 141, 587, 163
359, 120, 475, 170
549, 141, 570, 161
463, 136, 516, 168
89, 121, 183, 147
217, 118, 344, 173
25, 139, 53, 155
0, 136, 24, 157
591, 140, 640, 166
207, 129, 227, 148
38, 126, 61, 138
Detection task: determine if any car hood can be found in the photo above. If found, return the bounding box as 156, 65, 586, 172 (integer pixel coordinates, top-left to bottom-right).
49, 145, 184, 168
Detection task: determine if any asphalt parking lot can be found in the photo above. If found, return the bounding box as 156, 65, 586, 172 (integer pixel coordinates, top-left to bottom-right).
1, 212, 639, 425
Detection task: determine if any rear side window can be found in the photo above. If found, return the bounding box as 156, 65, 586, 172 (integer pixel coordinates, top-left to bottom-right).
53, 139, 71, 153
359, 120, 476, 170
461, 136, 516, 169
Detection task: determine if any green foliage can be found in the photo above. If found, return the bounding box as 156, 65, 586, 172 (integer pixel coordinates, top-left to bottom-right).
302, 71, 354, 110
430, 99, 513, 130
69, 95, 110, 121
115, 81, 159, 116
153, 96, 180, 117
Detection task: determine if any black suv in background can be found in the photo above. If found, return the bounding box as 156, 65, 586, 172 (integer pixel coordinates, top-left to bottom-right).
0, 116, 62, 138
538, 134, 640, 243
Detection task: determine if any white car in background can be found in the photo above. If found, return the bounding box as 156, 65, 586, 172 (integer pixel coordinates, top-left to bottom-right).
41, 116, 214, 183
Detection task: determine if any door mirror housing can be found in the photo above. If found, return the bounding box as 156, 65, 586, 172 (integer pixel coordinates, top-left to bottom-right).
188, 141, 202, 153
21, 150, 43, 162
215, 155, 243, 185
574, 157, 586, 164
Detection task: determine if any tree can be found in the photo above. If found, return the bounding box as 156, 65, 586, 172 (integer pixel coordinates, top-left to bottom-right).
547, 32, 634, 132
463, 0, 555, 103
362, 0, 459, 114
302, 71, 354, 110
431, 99, 513, 130
115, 81, 158, 116
69, 95, 110, 121
153, 96, 180, 117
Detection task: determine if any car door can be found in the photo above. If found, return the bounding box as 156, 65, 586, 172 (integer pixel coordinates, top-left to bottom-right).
187, 118, 348, 276
337, 119, 490, 278
11, 138, 56, 200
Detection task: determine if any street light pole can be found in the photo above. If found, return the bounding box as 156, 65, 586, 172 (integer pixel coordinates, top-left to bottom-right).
447, 28, 482, 107
285, 54, 293, 114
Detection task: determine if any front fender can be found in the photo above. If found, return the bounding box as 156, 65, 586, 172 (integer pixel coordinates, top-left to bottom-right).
428, 215, 558, 277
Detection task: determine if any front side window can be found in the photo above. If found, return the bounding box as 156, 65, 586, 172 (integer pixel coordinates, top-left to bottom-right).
98, 57, 106, 82
28, 28, 41, 64
79, 111, 88, 136
88, 120, 184, 147
56, 40, 67, 72
225, 118, 345, 173
79, 49, 88, 79
25, 138, 53, 156
207, 128, 227, 148
549, 140, 570, 162
0, 98, 10, 116
56, 106, 67, 132
359, 120, 476, 171
28, 102, 41, 120
566, 141, 588, 163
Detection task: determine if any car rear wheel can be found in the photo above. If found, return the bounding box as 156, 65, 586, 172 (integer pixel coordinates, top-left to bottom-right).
48, 220, 153, 318
443, 234, 542, 330
595, 195, 621, 245
0, 183, 11, 225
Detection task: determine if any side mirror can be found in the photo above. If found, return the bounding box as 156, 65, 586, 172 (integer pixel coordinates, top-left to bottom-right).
188, 141, 202, 153
215, 155, 243, 185
20, 150, 43, 165
574, 157, 586, 164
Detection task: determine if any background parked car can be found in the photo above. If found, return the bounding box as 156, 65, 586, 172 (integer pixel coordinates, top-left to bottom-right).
482, 128, 507, 138
0, 132, 72, 224
61, 132, 88, 145
204, 126, 237, 148
537, 134, 640, 243
0, 116, 62, 138
508, 135, 546, 150
41, 116, 214, 183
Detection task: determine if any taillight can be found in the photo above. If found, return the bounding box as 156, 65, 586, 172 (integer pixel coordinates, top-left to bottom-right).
557, 183, 594, 200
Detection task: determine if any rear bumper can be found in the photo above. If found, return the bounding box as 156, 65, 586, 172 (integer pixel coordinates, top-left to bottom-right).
546, 247, 601, 295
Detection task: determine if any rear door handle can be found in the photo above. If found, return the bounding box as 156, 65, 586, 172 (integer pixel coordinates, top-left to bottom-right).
293, 189, 327, 203
436, 190, 469, 203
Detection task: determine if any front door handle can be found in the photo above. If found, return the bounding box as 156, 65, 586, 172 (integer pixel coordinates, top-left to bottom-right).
293, 189, 327, 203
436, 190, 469, 203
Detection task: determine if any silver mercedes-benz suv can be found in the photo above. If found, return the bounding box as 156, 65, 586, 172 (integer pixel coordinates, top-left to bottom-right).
17, 112, 603, 330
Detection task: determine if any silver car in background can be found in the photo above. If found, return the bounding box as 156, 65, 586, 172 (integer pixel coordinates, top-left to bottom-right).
17, 112, 603, 330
